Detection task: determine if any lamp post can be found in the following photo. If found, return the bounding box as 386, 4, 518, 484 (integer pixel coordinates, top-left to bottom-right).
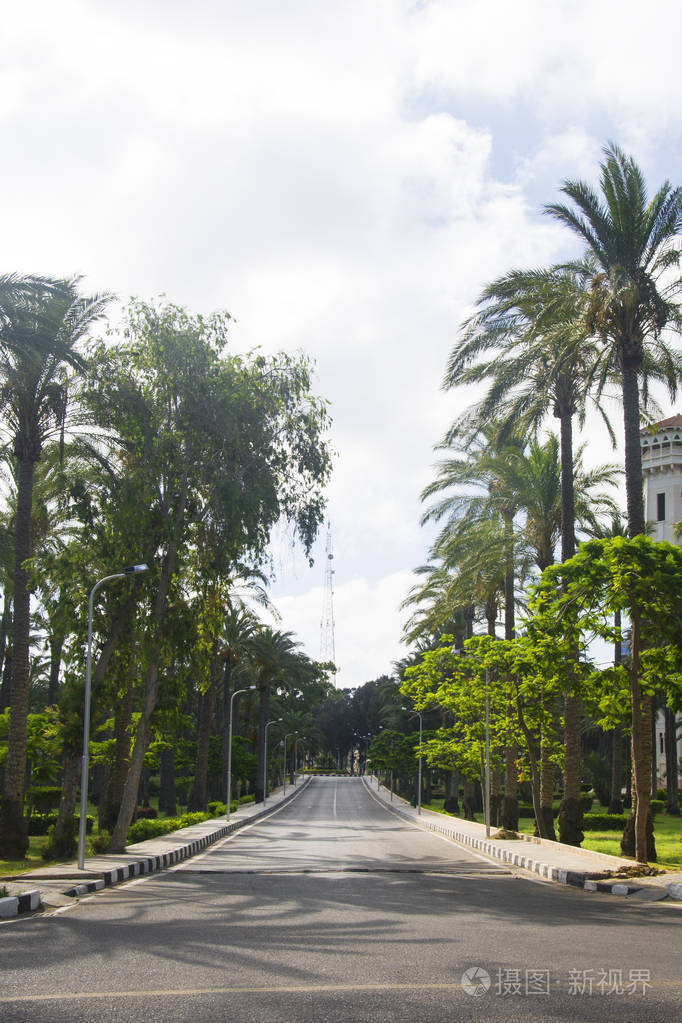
263, 718, 282, 806
78, 563, 148, 870
402, 707, 423, 815
226, 685, 256, 821
283, 731, 297, 795
294, 736, 306, 783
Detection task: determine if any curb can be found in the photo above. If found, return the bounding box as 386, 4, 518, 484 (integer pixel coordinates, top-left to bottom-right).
2, 777, 312, 918
362, 778, 682, 903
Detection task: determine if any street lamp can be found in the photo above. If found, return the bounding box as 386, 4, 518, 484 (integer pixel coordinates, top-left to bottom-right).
78, 563, 148, 870
402, 707, 423, 815
263, 718, 282, 806
226, 686, 257, 821
283, 731, 298, 795
294, 735, 306, 783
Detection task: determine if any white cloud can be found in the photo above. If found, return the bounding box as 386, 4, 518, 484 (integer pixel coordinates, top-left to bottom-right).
3, 0, 682, 683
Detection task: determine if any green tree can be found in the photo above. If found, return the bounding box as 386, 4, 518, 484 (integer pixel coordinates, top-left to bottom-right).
0, 276, 110, 857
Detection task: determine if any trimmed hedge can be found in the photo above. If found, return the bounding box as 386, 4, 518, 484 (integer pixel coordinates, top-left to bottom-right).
582, 813, 629, 831
126, 810, 211, 845
30, 813, 94, 836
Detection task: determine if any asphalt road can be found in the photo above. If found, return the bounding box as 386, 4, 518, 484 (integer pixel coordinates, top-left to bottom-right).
1, 777, 680, 1022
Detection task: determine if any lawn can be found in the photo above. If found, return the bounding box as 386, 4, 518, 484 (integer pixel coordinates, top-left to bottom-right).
422, 798, 682, 870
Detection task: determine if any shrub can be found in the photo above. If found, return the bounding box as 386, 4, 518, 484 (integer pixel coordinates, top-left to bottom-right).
91, 830, 111, 854
582, 813, 629, 831
135, 805, 158, 820
238, 794, 255, 805
148, 776, 161, 796
649, 799, 665, 817
29, 786, 62, 814
207, 801, 227, 817
656, 788, 667, 801
126, 810, 211, 845
32, 813, 93, 836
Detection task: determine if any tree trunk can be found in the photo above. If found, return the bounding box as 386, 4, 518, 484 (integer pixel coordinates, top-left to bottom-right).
158, 747, 177, 816
621, 359, 645, 537
621, 608, 656, 862
0, 591, 11, 710
501, 740, 519, 831
490, 765, 502, 827
1, 644, 12, 713
50, 754, 81, 858
443, 769, 460, 814
609, 727, 624, 814
664, 708, 680, 816
0, 457, 35, 858
99, 650, 136, 832
47, 633, 65, 706
107, 449, 189, 853
559, 692, 584, 846
255, 676, 270, 803
188, 683, 213, 812
540, 699, 556, 840
462, 777, 476, 820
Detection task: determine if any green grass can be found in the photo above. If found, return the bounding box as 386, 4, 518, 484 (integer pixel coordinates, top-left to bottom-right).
423, 799, 682, 870
0, 835, 50, 877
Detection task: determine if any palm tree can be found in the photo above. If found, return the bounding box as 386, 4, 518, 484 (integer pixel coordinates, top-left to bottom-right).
546, 144, 682, 860
0, 275, 110, 857
250, 628, 301, 802
545, 143, 682, 538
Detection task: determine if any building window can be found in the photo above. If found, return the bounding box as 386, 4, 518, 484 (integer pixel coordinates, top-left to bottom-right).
657, 493, 665, 521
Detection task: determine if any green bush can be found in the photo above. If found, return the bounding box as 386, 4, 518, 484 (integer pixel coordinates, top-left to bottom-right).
31, 813, 93, 836
29, 786, 62, 814
91, 830, 111, 854
135, 805, 158, 820
238, 794, 255, 805
656, 788, 667, 801
650, 799, 665, 817
126, 810, 211, 845
207, 801, 227, 816
582, 813, 628, 831
148, 776, 160, 796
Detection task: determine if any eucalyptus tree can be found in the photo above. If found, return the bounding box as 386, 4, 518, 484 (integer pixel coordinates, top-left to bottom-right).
84, 299, 331, 851
0, 275, 111, 858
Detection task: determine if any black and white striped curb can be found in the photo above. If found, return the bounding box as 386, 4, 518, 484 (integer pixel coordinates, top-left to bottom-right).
0, 889, 41, 919
363, 778, 682, 903
1, 777, 312, 918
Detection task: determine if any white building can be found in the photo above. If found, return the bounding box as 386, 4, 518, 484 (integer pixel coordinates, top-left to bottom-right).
641, 415, 682, 791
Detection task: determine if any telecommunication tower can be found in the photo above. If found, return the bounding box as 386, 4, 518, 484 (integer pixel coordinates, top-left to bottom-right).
320, 521, 337, 680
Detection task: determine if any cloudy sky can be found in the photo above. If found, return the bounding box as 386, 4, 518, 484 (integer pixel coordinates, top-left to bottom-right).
4, 0, 682, 686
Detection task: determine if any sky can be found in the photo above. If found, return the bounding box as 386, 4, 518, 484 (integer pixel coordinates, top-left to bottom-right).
4, 0, 682, 686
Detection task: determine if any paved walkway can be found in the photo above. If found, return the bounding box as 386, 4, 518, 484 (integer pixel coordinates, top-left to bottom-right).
0, 777, 310, 918
364, 776, 682, 903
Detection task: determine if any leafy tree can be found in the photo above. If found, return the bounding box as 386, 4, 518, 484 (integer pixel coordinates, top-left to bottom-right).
530, 535, 682, 863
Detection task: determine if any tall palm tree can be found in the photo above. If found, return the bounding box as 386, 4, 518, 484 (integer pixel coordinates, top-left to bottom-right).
250, 628, 301, 802
546, 144, 682, 860
0, 275, 110, 857
544, 143, 682, 538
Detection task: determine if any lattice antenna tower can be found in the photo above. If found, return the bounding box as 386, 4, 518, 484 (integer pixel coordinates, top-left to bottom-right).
320, 521, 337, 680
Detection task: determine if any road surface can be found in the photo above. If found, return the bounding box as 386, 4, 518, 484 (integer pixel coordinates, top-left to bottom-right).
1, 777, 680, 1021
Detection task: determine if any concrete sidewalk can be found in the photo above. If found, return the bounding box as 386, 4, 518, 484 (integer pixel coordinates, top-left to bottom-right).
364, 776, 682, 904
0, 776, 311, 920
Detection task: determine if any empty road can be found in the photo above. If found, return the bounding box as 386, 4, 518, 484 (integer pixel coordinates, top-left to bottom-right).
1, 777, 680, 1022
